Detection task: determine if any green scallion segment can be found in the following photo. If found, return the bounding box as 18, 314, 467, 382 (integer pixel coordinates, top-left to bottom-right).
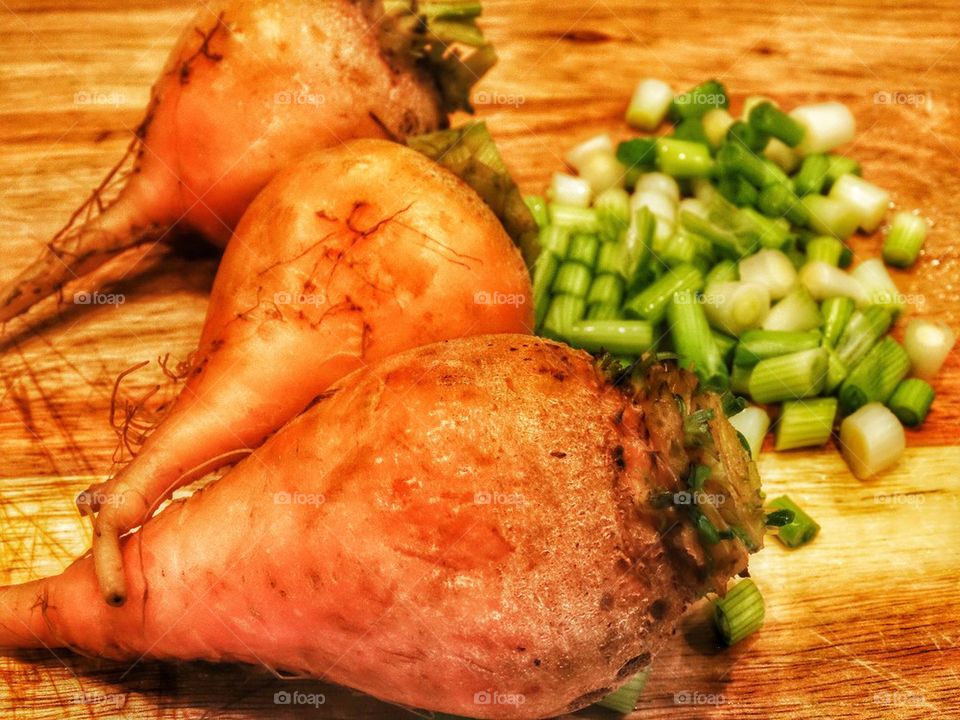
882, 211, 928, 268
565, 320, 655, 355
623, 263, 704, 324
540, 294, 584, 340
887, 378, 935, 428
713, 579, 765, 645
586, 302, 621, 321
766, 495, 821, 548
727, 119, 768, 152
668, 289, 729, 391
531, 251, 560, 329
566, 234, 600, 268
668, 79, 729, 122
774, 397, 838, 450
551, 261, 592, 297
734, 329, 822, 368
748, 101, 806, 147
820, 296, 855, 349
524, 195, 549, 228
805, 235, 844, 266
585, 273, 624, 307
838, 336, 910, 415
824, 154, 861, 186
792, 154, 830, 196
655, 138, 715, 178
549, 204, 600, 232
597, 666, 652, 714
748, 348, 828, 403
835, 306, 893, 369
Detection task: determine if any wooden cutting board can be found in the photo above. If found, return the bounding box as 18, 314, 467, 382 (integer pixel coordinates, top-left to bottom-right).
1, 0, 959, 718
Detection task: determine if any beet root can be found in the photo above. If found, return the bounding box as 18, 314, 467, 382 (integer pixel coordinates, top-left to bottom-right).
0, 335, 764, 718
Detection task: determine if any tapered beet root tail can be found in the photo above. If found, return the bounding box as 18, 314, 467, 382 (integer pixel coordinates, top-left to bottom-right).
0, 579, 55, 650
0, 192, 165, 326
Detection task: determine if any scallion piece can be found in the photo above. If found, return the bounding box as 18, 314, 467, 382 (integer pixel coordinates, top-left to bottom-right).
904, 319, 956, 380
713, 330, 738, 365
716, 140, 787, 187
564, 133, 614, 173
703, 281, 771, 337
882, 211, 928, 268
616, 137, 658, 170
747, 347, 828, 403
668, 79, 729, 122
741, 208, 792, 250
596, 241, 627, 277
668, 289, 729, 391
738, 249, 798, 300
804, 236, 844, 266
565, 320, 656, 355
726, 120, 769, 152
828, 174, 890, 233
655, 138, 715, 178
524, 195, 549, 228
728, 405, 770, 459
798, 261, 866, 304
820, 296, 855, 349
623, 263, 704, 324
627, 78, 674, 130
549, 172, 592, 208
835, 306, 894, 369
540, 294, 585, 340
531, 251, 560, 329
714, 579, 765, 646
887, 378, 935, 428
702, 107, 735, 149
762, 285, 822, 332
549, 204, 600, 232
551, 261, 593, 297
789, 102, 855, 155
586, 302, 621, 321
774, 398, 837, 450
824, 348, 848, 394
800, 194, 860, 239
705, 259, 739, 287
585, 273, 624, 307
538, 224, 571, 256
566, 234, 600, 268
764, 138, 801, 174
824, 154, 861, 186
749, 101, 806, 147
734, 329, 822, 367
840, 402, 905, 479
757, 183, 809, 226
792, 154, 830, 196
597, 667, 652, 714
766, 495, 821, 547
851, 258, 904, 314
672, 116, 710, 145
838, 336, 910, 414
717, 174, 760, 207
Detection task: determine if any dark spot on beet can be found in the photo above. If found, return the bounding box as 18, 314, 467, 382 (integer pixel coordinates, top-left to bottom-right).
517, 646, 526, 653
550, 450, 567, 459
650, 598, 669, 620
612, 445, 626, 470
617, 652, 651, 679
599, 592, 614, 611
533, 658, 541, 667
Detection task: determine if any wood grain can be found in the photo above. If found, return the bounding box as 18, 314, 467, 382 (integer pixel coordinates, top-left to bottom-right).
0, 0, 958, 718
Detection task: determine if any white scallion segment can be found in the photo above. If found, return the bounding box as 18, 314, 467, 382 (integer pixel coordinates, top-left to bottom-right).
564, 133, 614, 172
840, 402, 905, 479
829, 174, 891, 233
703, 281, 771, 336
678, 197, 709, 220
635, 172, 681, 203
653, 217, 675, 243
851, 258, 904, 313
703, 107, 735, 148
762, 286, 822, 332
742, 95, 778, 120
904, 319, 956, 380
631, 188, 677, 226
728, 406, 771, 459
801, 194, 860, 239
790, 102, 856, 155
549, 172, 592, 208
764, 138, 800, 173
626, 78, 674, 131
738, 249, 798, 300
799, 261, 868, 304
579, 151, 625, 194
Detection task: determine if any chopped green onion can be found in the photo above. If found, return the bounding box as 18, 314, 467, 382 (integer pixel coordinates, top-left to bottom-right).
828, 174, 890, 233
596, 241, 627, 277
636, 172, 682, 204
717, 174, 760, 207
668, 79, 729, 122
748, 347, 828, 403
764, 138, 801, 173
765, 509, 795, 527
726, 120, 769, 152
761, 286, 822, 332
738, 249, 798, 300
838, 336, 910, 415
775, 397, 837, 450
549, 204, 600, 232
757, 183, 809, 226
804, 236, 844, 266
597, 667, 652, 714
789, 102, 855, 155
595, 188, 631, 244
800, 194, 860, 239
705, 259, 739, 287
820, 296, 855, 349
840, 402, 905, 479
538, 224, 571, 256
627, 78, 674, 130
887, 378, 935, 428
703, 281, 771, 337
742, 208, 793, 250
585, 273, 624, 307
632, 189, 677, 226
616, 137, 658, 170
655, 138, 715, 178
672, 116, 710, 145
565, 320, 656, 355
714, 579, 765, 646
835, 306, 893, 369
734, 329, 822, 368
702, 107, 735, 149
799, 261, 866, 303
766, 495, 821, 547
564, 133, 614, 172
882, 211, 928, 268
549, 172, 592, 208
824, 348, 848, 394
566, 234, 600, 268
730, 363, 753, 395
668, 289, 729, 390
851, 258, 904, 314
531, 251, 560, 329
824, 154, 861, 186
728, 405, 770, 459
623, 263, 704, 324
904, 319, 956, 380
524, 195, 549, 228
586, 302, 621, 321
551, 261, 593, 297
792, 154, 830, 196
540, 294, 585, 340
623, 207, 657, 288
717, 140, 787, 186
712, 330, 738, 365
579, 151, 626, 195
749, 102, 806, 147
